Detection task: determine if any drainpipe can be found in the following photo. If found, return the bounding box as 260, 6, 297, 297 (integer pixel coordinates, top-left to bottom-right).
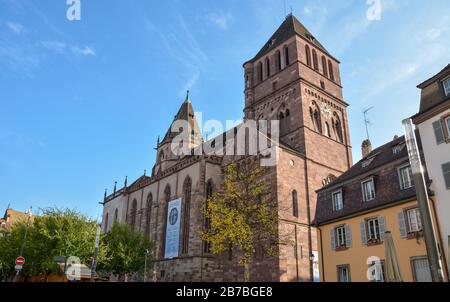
317, 226, 325, 282
304, 159, 313, 281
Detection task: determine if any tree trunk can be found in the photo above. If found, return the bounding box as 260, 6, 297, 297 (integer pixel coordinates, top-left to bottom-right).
244, 263, 250, 282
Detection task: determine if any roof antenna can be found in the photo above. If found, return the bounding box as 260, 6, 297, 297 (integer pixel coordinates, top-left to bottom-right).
363, 107, 374, 141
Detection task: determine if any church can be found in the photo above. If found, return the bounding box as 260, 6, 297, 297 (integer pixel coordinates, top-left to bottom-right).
101, 14, 353, 282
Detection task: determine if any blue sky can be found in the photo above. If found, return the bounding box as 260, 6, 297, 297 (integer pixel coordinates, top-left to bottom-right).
1, 0, 449, 219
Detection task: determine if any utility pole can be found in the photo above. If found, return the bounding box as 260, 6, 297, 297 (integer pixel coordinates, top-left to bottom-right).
403, 119, 444, 282
90, 224, 101, 282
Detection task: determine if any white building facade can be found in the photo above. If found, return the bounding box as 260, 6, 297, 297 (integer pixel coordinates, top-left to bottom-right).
413, 64, 450, 273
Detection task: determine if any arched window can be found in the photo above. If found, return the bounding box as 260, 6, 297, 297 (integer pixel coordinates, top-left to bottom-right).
310, 103, 322, 133
161, 185, 171, 257
328, 60, 335, 81
325, 122, 331, 138
292, 190, 299, 218
258, 62, 263, 82
114, 208, 118, 222
285, 109, 290, 117
284, 45, 290, 66
130, 199, 137, 230
265, 57, 270, 78
159, 151, 165, 163
305, 45, 311, 67
181, 177, 192, 255
322, 56, 328, 77
276, 50, 282, 71
333, 114, 343, 143
312, 49, 319, 71
145, 193, 153, 237
204, 179, 214, 253
104, 213, 109, 232
314, 109, 322, 133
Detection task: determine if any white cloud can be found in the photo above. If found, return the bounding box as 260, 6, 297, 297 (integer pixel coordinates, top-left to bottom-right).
40, 41, 96, 56
207, 12, 234, 30
425, 28, 441, 41
40, 41, 67, 53
6, 21, 24, 35
143, 14, 207, 95
182, 72, 200, 96
71, 46, 96, 56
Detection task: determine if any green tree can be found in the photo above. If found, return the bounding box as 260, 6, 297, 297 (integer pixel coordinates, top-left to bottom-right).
202, 159, 286, 282
0, 208, 100, 279
99, 222, 154, 282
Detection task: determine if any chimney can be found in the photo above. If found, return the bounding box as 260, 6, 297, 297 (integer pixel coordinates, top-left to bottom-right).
361, 139, 372, 158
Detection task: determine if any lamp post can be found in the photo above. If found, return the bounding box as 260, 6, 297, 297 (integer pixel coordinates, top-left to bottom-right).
403, 119, 444, 282
15, 207, 32, 282
144, 249, 150, 282
90, 224, 102, 282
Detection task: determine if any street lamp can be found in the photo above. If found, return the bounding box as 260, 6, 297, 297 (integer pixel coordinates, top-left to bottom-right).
15, 206, 32, 282
144, 249, 150, 282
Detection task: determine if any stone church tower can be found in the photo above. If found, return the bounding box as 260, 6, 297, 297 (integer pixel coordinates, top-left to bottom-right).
244, 13, 352, 210
101, 15, 353, 282
244, 14, 352, 169
242, 14, 353, 279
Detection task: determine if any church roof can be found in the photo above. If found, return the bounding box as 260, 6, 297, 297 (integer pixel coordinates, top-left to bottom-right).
247, 14, 335, 64
161, 91, 202, 145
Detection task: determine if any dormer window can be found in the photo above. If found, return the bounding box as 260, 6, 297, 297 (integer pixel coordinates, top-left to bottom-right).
443, 78, 450, 96
392, 143, 405, 155
362, 178, 376, 202
268, 38, 276, 47
362, 156, 376, 168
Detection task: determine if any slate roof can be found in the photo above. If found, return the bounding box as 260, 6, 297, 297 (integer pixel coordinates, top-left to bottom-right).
246, 14, 336, 64
415, 64, 450, 117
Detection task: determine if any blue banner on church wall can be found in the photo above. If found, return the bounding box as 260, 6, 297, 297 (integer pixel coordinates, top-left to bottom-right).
164, 198, 182, 259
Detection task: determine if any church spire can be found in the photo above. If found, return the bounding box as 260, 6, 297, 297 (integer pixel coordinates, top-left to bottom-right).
159, 91, 202, 146
185, 90, 191, 104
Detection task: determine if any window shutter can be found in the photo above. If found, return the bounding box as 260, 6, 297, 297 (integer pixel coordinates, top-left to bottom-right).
344, 224, 352, 247
433, 120, 445, 144
330, 228, 336, 250
379, 216, 386, 241
442, 162, 450, 189
360, 221, 367, 245
398, 211, 408, 238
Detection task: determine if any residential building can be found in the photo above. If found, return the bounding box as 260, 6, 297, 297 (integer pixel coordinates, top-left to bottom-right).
412, 64, 450, 273
0, 207, 32, 235
315, 135, 448, 282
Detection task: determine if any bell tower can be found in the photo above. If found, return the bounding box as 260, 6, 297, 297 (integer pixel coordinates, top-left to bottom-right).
243, 14, 352, 172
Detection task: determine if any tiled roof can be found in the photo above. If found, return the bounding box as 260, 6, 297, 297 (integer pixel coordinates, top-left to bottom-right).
247, 14, 334, 63
315, 132, 424, 225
